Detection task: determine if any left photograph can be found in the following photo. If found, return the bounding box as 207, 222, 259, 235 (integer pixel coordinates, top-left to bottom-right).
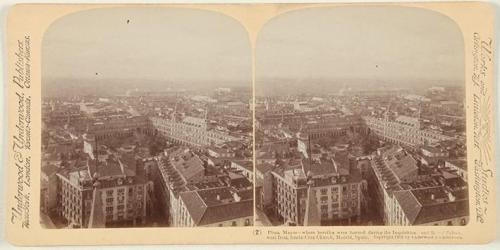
40, 8, 254, 228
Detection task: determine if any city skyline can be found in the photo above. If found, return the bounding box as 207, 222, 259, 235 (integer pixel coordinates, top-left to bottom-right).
41, 7, 254, 229
40, 6, 468, 229
254, 7, 467, 227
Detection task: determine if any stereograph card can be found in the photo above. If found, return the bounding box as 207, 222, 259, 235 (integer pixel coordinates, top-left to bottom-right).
3, 2, 497, 245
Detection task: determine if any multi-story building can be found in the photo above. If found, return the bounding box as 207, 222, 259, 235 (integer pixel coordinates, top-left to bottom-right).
270, 166, 308, 226
368, 144, 469, 226
391, 186, 468, 226
177, 187, 253, 227
151, 115, 238, 147
421, 145, 450, 158
42, 102, 87, 126
155, 146, 253, 227
155, 147, 207, 226
88, 115, 150, 140
270, 153, 364, 226
56, 154, 152, 228
368, 145, 420, 223
230, 160, 253, 182
56, 166, 95, 228
207, 146, 235, 158
363, 115, 451, 149
301, 115, 365, 140
255, 162, 274, 210
40, 164, 60, 216
256, 110, 340, 130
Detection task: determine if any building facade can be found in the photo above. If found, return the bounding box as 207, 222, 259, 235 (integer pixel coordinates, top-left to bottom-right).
151, 116, 237, 147
270, 154, 364, 226
55, 155, 152, 228
363, 115, 451, 148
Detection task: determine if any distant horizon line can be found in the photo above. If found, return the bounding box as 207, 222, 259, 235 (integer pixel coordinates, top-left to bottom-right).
43, 76, 463, 83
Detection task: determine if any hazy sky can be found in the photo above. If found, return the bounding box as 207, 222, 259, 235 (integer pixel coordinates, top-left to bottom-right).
43, 8, 251, 88
256, 6, 464, 94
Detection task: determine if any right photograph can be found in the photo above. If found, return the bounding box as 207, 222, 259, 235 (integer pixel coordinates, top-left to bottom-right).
254, 7, 468, 226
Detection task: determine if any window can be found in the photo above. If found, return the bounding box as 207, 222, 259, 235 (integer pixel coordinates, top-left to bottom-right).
231, 221, 237, 226
106, 207, 113, 214
244, 219, 250, 226
331, 194, 338, 202
447, 221, 453, 226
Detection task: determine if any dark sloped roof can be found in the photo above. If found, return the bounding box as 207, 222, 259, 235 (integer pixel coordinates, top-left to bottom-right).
180, 188, 253, 226
232, 160, 253, 171
413, 200, 468, 225
302, 158, 336, 176
394, 188, 469, 225
179, 191, 206, 225
170, 150, 205, 182
393, 190, 422, 224
198, 200, 253, 226
386, 154, 418, 181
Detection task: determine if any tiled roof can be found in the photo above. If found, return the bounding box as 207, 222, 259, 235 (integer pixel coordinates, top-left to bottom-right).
301, 154, 350, 177
170, 148, 205, 182
232, 160, 253, 171
198, 200, 253, 226
180, 187, 253, 226
394, 187, 468, 225
381, 148, 418, 182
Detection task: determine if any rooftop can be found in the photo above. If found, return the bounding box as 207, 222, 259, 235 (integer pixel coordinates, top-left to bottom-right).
180, 187, 253, 226
393, 186, 468, 225
231, 160, 253, 172
170, 148, 205, 183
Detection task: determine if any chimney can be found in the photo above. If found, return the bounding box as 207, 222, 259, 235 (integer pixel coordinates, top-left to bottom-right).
233, 192, 241, 202
447, 191, 456, 202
